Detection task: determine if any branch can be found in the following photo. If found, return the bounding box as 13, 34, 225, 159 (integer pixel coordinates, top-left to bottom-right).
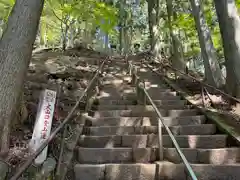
51, 9, 64, 24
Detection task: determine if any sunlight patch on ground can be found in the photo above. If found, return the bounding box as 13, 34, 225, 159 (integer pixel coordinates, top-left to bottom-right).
139, 68, 148, 72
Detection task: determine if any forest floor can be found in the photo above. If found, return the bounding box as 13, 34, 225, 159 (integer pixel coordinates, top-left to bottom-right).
136, 52, 240, 135
7, 47, 107, 168
169, 74, 240, 135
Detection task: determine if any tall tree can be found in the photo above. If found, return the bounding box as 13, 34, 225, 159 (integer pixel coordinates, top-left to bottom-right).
189, 0, 224, 87
147, 0, 162, 61
0, 0, 44, 154
166, 0, 186, 74
214, 0, 240, 97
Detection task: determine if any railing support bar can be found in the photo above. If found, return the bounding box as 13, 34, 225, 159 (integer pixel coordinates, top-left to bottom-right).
143, 88, 198, 180
157, 118, 163, 161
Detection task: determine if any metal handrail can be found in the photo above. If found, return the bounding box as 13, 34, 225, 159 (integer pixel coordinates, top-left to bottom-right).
128, 60, 198, 180
144, 57, 240, 104
9, 58, 107, 180
141, 86, 198, 180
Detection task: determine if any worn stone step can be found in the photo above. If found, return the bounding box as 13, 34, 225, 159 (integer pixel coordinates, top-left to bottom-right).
93, 109, 198, 118
164, 148, 198, 163
110, 87, 175, 94
95, 104, 192, 111
77, 144, 240, 165
97, 99, 138, 106
164, 148, 240, 164
74, 162, 185, 180
114, 90, 178, 98
148, 134, 227, 148
77, 147, 157, 163
85, 115, 206, 126
102, 75, 131, 81
79, 126, 218, 148
100, 83, 133, 89
99, 93, 181, 101
152, 99, 186, 106
146, 87, 175, 93
84, 124, 216, 136
96, 99, 186, 106
147, 90, 177, 96
167, 109, 199, 117
198, 148, 240, 164
102, 79, 130, 85
99, 87, 134, 96
92, 110, 164, 118
74, 163, 240, 180
147, 93, 179, 100
189, 164, 240, 180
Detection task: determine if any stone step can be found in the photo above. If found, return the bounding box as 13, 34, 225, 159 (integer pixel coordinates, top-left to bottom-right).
147, 90, 177, 96
117, 90, 178, 97
103, 87, 175, 94
92, 110, 165, 118
100, 83, 133, 89
168, 109, 199, 117
96, 99, 186, 106
152, 100, 186, 106
148, 134, 227, 149
98, 93, 181, 101
189, 164, 240, 180
93, 109, 198, 118
97, 99, 138, 106
83, 124, 216, 136
102, 79, 130, 85
102, 75, 131, 81
198, 148, 240, 164
95, 104, 191, 111
164, 148, 240, 164
94, 105, 144, 111
77, 147, 239, 165
77, 147, 157, 163
146, 87, 175, 93
86, 115, 206, 126
79, 131, 220, 149
74, 162, 184, 180
98, 90, 179, 100
99, 87, 134, 95
74, 163, 240, 180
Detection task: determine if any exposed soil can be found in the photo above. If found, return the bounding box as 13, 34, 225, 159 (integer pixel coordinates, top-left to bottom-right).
7, 47, 107, 168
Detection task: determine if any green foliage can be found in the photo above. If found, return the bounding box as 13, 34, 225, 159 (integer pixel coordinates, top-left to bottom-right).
0, 0, 118, 47
0, 0, 15, 22
0, 0, 236, 56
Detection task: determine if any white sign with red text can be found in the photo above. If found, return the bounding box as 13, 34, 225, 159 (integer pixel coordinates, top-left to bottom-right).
29, 89, 57, 165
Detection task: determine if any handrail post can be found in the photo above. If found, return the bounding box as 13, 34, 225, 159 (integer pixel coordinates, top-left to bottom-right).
158, 118, 163, 160
131, 67, 137, 85
139, 81, 146, 106
136, 78, 140, 104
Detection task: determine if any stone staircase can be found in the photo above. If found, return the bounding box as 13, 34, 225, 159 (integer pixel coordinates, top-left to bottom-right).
73, 60, 240, 180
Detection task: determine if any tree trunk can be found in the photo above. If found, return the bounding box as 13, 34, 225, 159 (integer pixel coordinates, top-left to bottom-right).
0, 0, 44, 154
214, 0, 240, 97
147, 0, 154, 51
190, 0, 224, 87
119, 0, 126, 55
166, 0, 186, 75
62, 24, 69, 51
147, 0, 162, 61
67, 24, 75, 48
